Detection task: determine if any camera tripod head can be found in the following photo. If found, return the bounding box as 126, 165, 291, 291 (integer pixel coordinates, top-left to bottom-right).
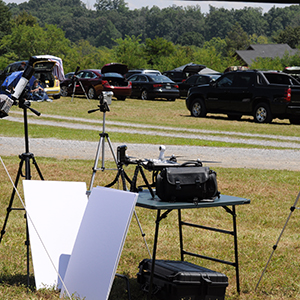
88, 91, 113, 114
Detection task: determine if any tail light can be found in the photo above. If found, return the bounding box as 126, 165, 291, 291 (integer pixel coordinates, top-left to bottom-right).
174, 84, 179, 88
284, 87, 291, 102
102, 80, 109, 87
128, 81, 132, 87
153, 84, 162, 88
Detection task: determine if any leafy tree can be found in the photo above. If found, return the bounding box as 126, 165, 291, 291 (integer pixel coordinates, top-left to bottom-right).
0, 23, 71, 64
14, 11, 38, 26
250, 56, 283, 70
176, 32, 204, 47
112, 35, 147, 69
204, 6, 235, 40
233, 7, 267, 36
94, 19, 122, 48
225, 22, 250, 54
203, 37, 227, 57
249, 34, 269, 45
0, 0, 12, 40
94, 0, 128, 12
65, 40, 113, 72
273, 26, 300, 48
143, 37, 176, 67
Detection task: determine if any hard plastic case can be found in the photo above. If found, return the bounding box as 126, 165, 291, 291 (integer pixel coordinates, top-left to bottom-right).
137, 259, 228, 300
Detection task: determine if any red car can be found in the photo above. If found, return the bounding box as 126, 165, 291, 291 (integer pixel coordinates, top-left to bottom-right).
60, 63, 132, 100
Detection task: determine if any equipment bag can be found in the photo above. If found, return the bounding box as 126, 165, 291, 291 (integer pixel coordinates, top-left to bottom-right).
156, 165, 220, 203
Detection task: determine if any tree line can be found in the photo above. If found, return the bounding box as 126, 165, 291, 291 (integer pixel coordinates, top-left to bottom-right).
0, 0, 299, 74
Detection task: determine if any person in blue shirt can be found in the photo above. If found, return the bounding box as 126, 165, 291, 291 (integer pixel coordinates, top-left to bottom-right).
31, 79, 51, 102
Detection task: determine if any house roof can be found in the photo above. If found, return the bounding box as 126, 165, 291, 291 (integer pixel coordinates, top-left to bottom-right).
236, 44, 298, 66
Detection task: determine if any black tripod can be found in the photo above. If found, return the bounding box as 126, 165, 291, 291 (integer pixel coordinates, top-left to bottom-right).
71, 75, 89, 102
88, 98, 118, 192
0, 99, 44, 288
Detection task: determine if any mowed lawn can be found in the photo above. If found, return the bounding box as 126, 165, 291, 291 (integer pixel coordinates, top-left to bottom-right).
0, 96, 300, 299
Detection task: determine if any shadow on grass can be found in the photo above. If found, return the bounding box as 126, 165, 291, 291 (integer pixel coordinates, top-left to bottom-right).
0, 272, 35, 289
181, 114, 291, 125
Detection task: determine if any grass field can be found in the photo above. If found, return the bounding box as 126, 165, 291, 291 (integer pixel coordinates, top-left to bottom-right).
0, 96, 300, 299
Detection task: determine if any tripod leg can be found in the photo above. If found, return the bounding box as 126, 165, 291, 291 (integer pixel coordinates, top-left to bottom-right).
89, 135, 105, 191
0, 159, 25, 243
255, 190, 300, 291
32, 156, 44, 180
106, 136, 118, 168
134, 210, 152, 258
71, 82, 76, 102
78, 80, 90, 101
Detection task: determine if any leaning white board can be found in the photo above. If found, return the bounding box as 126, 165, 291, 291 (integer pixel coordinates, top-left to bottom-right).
23, 180, 88, 289
60, 186, 138, 300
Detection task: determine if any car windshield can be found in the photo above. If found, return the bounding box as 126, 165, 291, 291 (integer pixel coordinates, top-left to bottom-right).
149, 75, 173, 82
103, 72, 123, 78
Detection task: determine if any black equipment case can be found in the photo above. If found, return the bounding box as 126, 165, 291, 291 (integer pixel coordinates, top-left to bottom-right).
137, 259, 228, 300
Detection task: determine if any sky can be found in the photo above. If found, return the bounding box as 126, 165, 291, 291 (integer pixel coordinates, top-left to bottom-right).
3, 0, 294, 14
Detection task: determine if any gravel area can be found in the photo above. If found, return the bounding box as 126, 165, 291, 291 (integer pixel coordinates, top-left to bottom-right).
1, 112, 300, 171
1, 136, 300, 171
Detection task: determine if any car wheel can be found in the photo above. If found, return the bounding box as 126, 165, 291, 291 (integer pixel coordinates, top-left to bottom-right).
88, 87, 96, 99
191, 98, 206, 117
53, 95, 60, 100
289, 117, 300, 125
254, 103, 272, 123
141, 90, 148, 100
227, 114, 242, 120
60, 85, 68, 97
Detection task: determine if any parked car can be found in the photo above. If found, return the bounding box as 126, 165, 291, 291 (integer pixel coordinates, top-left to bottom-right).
127, 74, 179, 101
60, 63, 132, 100
0, 55, 64, 99
163, 63, 206, 83
282, 66, 300, 81
124, 69, 161, 79
178, 74, 221, 97
64, 72, 75, 79
185, 70, 300, 124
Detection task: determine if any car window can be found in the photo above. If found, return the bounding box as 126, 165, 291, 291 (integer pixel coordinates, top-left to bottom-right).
232, 73, 252, 87
139, 76, 148, 82
77, 71, 85, 78
149, 75, 173, 82
186, 76, 197, 84
217, 74, 234, 87
128, 75, 138, 81
196, 76, 209, 85
264, 73, 291, 85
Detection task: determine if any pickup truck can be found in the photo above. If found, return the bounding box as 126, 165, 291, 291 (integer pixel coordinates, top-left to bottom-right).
185, 70, 300, 124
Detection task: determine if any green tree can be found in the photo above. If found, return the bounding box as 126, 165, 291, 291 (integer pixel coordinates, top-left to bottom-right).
94, 19, 122, 48
249, 34, 269, 45
144, 37, 175, 67
225, 22, 250, 54
65, 40, 113, 72
0, 0, 11, 40
0, 23, 71, 63
176, 32, 204, 47
94, 0, 128, 12
273, 26, 300, 48
113, 35, 147, 69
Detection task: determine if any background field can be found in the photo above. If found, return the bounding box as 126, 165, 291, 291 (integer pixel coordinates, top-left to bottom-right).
0, 96, 300, 299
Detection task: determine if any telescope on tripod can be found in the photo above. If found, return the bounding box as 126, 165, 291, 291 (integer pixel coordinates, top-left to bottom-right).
0, 56, 45, 288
